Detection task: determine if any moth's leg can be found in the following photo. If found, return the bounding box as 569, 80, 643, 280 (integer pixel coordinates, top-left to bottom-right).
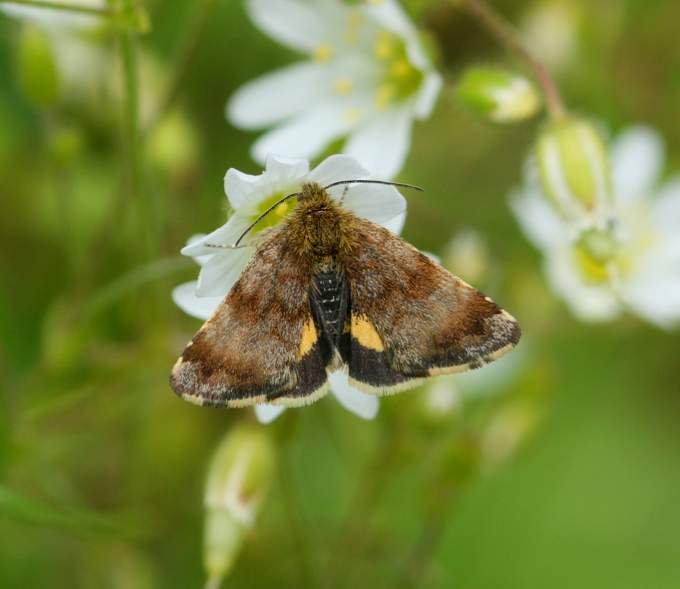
339, 184, 350, 205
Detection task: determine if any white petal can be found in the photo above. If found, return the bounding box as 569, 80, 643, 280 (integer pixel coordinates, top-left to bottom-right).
308, 154, 369, 187
624, 275, 680, 329
510, 191, 567, 250
414, 70, 443, 119
184, 234, 210, 266
365, 0, 415, 39
653, 176, 680, 234
264, 154, 310, 185
196, 247, 253, 297
224, 168, 263, 211
254, 404, 287, 424
342, 183, 407, 228
245, 0, 335, 53
181, 215, 252, 257
227, 63, 334, 130
382, 210, 406, 234
251, 102, 356, 164
172, 282, 223, 321
611, 125, 664, 202
328, 371, 379, 420
544, 250, 622, 322
343, 106, 412, 179
224, 157, 309, 212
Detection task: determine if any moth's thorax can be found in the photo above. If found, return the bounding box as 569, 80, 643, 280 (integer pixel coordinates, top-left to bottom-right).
288, 182, 357, 259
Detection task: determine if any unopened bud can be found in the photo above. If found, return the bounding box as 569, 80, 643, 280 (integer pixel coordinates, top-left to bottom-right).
535, 117, 612, 222
148, 111, 199, 173
203, 424, 275, 588
17, 24, 60, 107
457, 66, 540, 123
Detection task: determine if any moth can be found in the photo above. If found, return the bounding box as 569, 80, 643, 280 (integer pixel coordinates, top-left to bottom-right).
171, 180, 521, 408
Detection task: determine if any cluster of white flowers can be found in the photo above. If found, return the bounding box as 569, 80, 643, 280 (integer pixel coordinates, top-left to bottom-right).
227, 0, 442, 178
512, 124, 680, 328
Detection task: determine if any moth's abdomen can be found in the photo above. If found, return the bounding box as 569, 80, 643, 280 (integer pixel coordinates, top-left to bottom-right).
311, 268, 349, 348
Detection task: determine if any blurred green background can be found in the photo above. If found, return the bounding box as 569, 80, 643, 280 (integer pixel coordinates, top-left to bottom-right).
1, 0, 679, 588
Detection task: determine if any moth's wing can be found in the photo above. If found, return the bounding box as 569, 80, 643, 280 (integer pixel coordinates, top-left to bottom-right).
171, 227, 333, 408
340, 218, 521, 395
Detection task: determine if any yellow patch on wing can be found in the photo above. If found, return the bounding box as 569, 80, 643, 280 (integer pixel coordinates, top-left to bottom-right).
351, 315, 384, 352
298, 319, 318, 358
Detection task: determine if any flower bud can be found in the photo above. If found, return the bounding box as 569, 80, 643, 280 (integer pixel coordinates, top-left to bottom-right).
203, 424, 275, 588
16, 24, 60, 108
535, 117, 612, 222
456, 66, 541, 123
148, 111, 199, 174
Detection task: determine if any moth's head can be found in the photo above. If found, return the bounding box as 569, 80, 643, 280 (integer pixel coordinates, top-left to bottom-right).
298, 182, 331, 204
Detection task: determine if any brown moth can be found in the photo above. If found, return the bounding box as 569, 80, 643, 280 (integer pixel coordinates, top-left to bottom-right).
171, 181, 521, 408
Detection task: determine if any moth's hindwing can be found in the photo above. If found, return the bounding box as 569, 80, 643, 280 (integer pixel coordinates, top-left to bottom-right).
341, 218, 521, 395
171, 227, 331, 408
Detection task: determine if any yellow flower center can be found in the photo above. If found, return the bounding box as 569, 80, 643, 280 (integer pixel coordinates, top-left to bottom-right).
372, 31, 423, 109
251, 190, 299, 234
314, 43, 333, 62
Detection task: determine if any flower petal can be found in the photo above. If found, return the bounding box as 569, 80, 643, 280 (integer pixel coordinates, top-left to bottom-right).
308, 154, 369, 187
382, 210, 406, 234
544, 250, 622, 322
245, 0, 336, 53
181, 215, 252, 258
227, 62, 334, 130
251, 102, 356, 164
196, 247, 253, 297
611, 125, 664, 202
172, 281, 223, 321
254, 404, 287, 424
184, 234, 210, 266
342, 182, 407, 228
414, 70, 443, 119
264, 154, 310, 186
328, 371, 379, 420
343, 106, 412, 179
653, 176, 680, 236
510, 192, 567, 250
624, 275, 680, 329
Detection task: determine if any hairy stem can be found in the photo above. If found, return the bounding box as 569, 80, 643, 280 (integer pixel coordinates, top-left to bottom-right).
457, 0, 566, 119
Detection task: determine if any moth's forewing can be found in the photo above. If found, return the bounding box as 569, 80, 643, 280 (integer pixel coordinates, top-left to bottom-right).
340, 218, 521, 395
171, 227, 331, 407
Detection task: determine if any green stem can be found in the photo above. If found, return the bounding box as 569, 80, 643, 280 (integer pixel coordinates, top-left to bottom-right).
117, 2, 157, 260
0, 0, 112, 16
145, 0, 219, 135
457, 0, 566, 119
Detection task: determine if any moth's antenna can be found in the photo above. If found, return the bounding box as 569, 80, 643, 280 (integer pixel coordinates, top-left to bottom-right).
233, 191, 300, 247
323, 179, 424, 192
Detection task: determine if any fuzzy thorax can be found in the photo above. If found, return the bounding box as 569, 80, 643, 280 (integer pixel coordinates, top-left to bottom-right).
287, 182, 359, 259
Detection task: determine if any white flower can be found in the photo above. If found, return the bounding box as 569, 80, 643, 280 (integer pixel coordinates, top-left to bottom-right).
512, 125, 680, 328
227, 0, 442, 178
173, 154, 409, 422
